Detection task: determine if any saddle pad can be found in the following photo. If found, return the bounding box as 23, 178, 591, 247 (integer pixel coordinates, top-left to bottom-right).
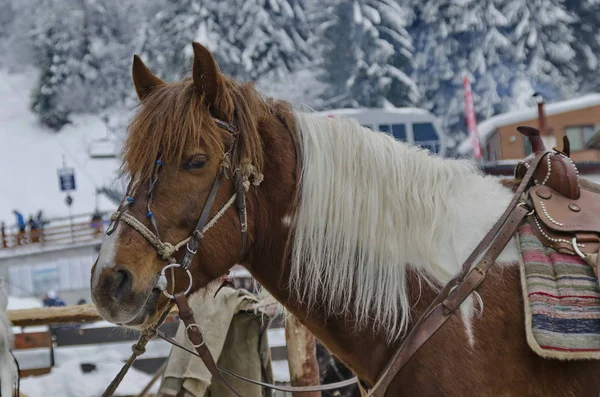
517, 222, 600, 360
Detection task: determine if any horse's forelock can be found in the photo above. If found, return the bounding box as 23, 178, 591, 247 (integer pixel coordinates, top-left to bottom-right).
122, 77, 266, 182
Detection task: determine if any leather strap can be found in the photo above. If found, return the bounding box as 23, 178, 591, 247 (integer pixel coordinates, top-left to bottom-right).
174, 293, 243, 397
181, 169, 225, 269
169, 293, 358, 394
365, 151, 548, 396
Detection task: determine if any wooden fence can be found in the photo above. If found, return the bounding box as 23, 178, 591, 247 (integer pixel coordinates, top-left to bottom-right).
9, 304, 291, 397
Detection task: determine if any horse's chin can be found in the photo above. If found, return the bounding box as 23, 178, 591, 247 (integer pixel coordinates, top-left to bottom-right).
119, 289, 167, 330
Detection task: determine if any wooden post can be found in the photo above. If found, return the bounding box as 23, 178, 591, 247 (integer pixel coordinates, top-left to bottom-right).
285, 315, 322, 397
1, 222, 6, 248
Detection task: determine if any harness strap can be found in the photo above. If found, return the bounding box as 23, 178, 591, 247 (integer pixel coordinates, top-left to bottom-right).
181, 169, 226, 269
364, 151, 549, 396
158, 292, 359, 394
173, 293, 243, 397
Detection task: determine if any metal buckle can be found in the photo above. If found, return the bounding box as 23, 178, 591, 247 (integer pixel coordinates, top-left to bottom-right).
158, 263, 193, 299
572, 237, 586, 259
186, 241, 198, 255
517, 202, 535, 216
185, 323, 206, 348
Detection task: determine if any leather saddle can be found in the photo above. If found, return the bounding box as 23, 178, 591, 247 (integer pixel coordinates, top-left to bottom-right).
514, 126, 600, 276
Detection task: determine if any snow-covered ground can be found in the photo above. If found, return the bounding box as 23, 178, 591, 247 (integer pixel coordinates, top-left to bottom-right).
9, 294, 291, 395
0, 68, 121, 225
20, 349, 161, 397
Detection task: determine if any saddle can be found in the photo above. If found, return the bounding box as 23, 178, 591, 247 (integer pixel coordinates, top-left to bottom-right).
514, 126, 600, 276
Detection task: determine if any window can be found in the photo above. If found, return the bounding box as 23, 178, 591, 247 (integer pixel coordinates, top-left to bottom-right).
392, 124, 406, 141
413, 123, 439, 153
565, 125, 596, 151
413, 123, 439, 142
378, 124, 391, 134
487, 130, 501, 161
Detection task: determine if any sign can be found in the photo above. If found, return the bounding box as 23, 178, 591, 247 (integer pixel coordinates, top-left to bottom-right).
65, 195, 73, 207
463, 76, 482, 160
58, 167, 76, 191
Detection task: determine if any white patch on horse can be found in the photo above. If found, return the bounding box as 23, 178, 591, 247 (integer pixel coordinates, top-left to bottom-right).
282, 215, 293, 227
290, 112, 517, 343
460, 298, 477, 348
91, 225, 121, 288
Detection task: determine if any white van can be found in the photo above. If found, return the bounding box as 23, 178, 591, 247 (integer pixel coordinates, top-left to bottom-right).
313, 108, 447, 157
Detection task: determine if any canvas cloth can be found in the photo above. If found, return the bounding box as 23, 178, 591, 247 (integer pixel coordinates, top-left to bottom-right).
157, 287, 274, 397
517, 222, 600, 360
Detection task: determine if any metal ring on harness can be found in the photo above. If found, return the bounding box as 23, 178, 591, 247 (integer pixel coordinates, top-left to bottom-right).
185, 323, 206, 348
572, 237, 586, 259
517, 202, 535, 216
159, 263, 193, 299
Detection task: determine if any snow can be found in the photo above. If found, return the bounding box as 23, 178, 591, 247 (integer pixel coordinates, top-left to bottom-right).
0, 68, 120, 224
7, 295, 43, 310
315, 107, 430, 117
20, 349, 160, 397
457, 93, 600, 155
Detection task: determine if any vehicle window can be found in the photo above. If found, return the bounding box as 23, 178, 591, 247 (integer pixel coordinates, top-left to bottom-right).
378, 124, 391, 134
392, 124, 406, 141
413, 123, 438, 141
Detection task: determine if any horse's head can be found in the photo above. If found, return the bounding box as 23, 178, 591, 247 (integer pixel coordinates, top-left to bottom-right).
90, 43, 264, 328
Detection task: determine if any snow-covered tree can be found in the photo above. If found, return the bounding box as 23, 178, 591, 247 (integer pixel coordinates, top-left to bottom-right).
565, 0, 600, 92
411, 0, 521, 137
30, 0, 149, 129
30, 0, 87, 130
502, 0, 578, 99
143, 0, 311, 83
318, 0, 418, 108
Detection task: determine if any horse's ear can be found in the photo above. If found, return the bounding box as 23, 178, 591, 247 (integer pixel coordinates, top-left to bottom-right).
192, 42, 231, 119
132, 54, 165, 101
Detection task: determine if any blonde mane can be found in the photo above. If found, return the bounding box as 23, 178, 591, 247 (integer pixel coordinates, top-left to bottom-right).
289, 112, 513, 342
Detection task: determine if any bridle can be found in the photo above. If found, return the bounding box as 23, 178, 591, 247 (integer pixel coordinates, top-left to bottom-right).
101, 116, 358, 397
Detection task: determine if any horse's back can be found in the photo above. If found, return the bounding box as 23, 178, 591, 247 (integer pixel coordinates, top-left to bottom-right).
389, 264, 600, 396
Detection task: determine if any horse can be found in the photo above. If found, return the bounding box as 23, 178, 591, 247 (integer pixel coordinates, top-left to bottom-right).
90, 42, 600, 396
0, 279, 17, 397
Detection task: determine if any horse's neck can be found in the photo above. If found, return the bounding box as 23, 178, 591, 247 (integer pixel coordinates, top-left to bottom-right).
245, 111, 519, 384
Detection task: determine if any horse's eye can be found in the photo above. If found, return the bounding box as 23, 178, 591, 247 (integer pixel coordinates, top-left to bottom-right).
184, 155, 208, 169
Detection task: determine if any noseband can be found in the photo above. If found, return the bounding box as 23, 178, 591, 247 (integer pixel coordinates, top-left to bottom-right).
106, 117, 263, 298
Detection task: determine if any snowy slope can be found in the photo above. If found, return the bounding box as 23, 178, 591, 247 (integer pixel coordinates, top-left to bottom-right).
0, 68, 120, 224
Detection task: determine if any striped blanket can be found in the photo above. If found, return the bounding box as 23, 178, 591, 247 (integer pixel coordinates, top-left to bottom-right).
518, 222, 600, 360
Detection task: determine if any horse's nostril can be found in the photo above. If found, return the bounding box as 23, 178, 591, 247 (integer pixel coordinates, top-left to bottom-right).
113, 268, 133, 303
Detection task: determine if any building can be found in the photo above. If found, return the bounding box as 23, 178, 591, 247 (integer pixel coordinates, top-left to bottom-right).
314, 108, 448, 157
457, 94, 600, 163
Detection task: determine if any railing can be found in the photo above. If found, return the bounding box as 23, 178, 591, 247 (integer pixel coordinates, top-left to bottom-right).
1, 212, 110, 251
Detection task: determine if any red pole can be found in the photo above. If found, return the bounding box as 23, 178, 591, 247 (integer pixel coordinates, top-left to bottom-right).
463, 76, 483, 160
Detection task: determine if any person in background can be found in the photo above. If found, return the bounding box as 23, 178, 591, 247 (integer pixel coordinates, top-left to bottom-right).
28, 215, 40, 243
35, 210, 47, 242
90, 211, 103, 236
43, 290, 66, 308
12, 210, 25, 245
